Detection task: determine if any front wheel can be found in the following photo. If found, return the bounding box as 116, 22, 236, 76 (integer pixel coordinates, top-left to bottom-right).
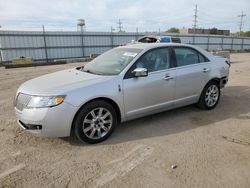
198, 81, 220, 110
73, 100, 117, 144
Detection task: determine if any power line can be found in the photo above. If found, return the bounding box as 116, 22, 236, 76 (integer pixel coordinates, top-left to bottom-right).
238, 11, 246, 36
193, 4, 198, 34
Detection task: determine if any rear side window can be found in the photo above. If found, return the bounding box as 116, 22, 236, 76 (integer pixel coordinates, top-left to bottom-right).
173, 47, 208, 67
198, 53, 207, 63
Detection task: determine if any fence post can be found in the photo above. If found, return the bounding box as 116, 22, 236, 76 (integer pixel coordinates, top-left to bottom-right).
231, 37, 234, 50
221, 37, 224, 50
81, 31, 85, 57
0, 40, 3, 64
241, 38, 244, 50
0, 50, 3, 65
110, 30, 114, 48
207, 36, 210, 50
192, 35, 195, 45
42, 25, 49, 63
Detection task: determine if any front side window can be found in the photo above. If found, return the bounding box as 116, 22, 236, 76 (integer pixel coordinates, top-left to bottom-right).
133, 48, 171, 73
82, 48, 142, 75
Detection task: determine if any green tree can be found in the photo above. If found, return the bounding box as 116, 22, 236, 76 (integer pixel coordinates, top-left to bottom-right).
209, 28, 218, 35
243, 31, 250, 37
167, 27, 180, 33
237, 31, 250, 37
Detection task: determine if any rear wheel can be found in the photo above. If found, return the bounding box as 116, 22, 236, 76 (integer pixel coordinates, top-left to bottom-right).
198, 81, 220, 110
73, 100, 117, 144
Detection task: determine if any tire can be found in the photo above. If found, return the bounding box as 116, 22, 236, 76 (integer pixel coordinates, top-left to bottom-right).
73, 100, 117, 144
198, 81, 220, 110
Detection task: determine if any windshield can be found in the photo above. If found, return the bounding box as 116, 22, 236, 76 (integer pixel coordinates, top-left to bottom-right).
82, 48, 142, 75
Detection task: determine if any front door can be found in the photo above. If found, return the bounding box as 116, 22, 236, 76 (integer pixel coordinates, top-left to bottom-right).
123, 47, 176, 119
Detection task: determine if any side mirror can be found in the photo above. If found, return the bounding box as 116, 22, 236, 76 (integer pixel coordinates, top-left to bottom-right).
132, 68, 148, 77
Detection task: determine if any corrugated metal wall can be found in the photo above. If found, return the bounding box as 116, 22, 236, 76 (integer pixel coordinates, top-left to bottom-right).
0, 30, 250, 63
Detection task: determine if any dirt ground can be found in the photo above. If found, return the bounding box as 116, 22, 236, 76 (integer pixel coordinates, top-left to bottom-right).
0, 53, 250, 188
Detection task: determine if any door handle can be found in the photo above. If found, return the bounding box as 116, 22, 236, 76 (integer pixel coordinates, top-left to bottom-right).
202, 68, 210, 73
164, 75, 174, 80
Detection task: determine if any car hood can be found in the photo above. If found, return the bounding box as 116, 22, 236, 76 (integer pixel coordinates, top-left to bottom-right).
17, 68, 113, 95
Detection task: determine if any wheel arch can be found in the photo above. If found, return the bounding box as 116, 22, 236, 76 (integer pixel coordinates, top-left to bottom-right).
208, 77, 220, 85
197, 77, 221, 110
199, 77, 221, 99
203, 78, 221, 89
71, 97, 122, 134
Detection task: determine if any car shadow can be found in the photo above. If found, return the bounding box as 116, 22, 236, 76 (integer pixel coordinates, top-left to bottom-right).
62, 86, 250, 146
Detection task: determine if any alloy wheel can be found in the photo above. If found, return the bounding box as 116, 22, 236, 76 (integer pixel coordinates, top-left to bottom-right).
205, 84, 219, 107
82, 108, 113, 139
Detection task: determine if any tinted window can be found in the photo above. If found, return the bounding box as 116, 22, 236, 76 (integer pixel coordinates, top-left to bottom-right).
198, 53, 207, 63
173, 47, 199, 67
160, 37, 171, 43
133, 48, 171, 72
172, 38, 181, 43
138, 37, 158, 43
171, 37, 181, 43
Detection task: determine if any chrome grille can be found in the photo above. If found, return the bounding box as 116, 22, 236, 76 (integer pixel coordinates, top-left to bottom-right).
15, 93, 32, 111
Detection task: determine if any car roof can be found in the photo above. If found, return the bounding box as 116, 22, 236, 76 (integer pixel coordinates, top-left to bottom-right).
119, 42, 192, 51
118, 42, 215, 60
138, 35, 180, 39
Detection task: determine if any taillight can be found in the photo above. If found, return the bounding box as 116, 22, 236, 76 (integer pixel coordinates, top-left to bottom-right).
225, 60, 231, 67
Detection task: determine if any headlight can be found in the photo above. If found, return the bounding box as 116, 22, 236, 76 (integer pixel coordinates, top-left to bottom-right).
27, 95, 66, 108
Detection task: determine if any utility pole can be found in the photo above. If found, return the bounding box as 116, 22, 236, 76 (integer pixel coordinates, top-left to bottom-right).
238, 11, 246, 36
193, 4, 198, 34
111, 26, 114, 48
118, 19, 123, 32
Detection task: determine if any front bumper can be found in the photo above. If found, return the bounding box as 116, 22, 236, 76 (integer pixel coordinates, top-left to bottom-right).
15, 102, 77, 137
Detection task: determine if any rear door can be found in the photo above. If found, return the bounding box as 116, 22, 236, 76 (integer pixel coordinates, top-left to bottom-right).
173, 47, 211, 105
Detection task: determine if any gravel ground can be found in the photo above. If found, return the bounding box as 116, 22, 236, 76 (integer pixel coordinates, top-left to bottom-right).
0, 53, 250, 188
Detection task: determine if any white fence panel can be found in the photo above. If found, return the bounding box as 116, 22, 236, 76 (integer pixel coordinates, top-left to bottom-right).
1, 30, 250, 63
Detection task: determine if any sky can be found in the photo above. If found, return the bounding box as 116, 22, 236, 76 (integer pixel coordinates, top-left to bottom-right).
0, 0, 249, 32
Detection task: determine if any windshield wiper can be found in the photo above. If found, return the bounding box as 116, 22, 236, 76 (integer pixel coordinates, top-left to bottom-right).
76, 66, 105, 75
83, 69, 103, 75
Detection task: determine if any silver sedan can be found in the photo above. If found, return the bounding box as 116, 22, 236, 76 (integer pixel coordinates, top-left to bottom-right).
14, 43, 230, 143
